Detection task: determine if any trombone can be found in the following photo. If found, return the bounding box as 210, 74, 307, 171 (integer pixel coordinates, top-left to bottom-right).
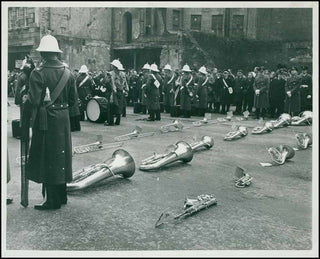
114, 126, 155, 141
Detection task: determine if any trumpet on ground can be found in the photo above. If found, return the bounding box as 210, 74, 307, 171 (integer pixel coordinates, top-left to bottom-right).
114, 126, 155, 141
192, 118, 215, 127
73, 135, 124, 154
224, 126, 248, 141
139, 141, 193, 171
270, 113, 292, 128
160, 120, 184, 133
267, 144, 295, 165
295, 133, 312, 150
252, 121, 274, 134
291, 111, 312, 126
190, 136, 214, 152
67, 149, 135, 191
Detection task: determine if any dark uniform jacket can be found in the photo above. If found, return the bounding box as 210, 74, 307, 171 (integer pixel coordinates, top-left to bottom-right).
76, 73, 94, 111
145, 73, 161, 111
180, 73, 194, 111
26, 58, 76, 185
110, 70, 125, 114
197, 74, 209, 109
14, 72, 28, 105
299, 73, 312, 110
284, 75, 301, 113
253, 74, 269, 109
163, 72, 176, 107
269, 77, 286, 107
233, 76, 246, 103
218, 77, 234, 105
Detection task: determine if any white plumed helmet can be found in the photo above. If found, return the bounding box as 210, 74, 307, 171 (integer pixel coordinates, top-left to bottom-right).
150, 63, 159, 72
198, 66, 208, 75
163, 64, 172, 71
36, 35, 63, 53
79, 65, 89, 73
182, 64, 192, 72
142, 63, 150, 70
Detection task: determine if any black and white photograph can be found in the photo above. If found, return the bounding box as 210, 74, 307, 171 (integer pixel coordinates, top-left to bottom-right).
1, 1, 318, 257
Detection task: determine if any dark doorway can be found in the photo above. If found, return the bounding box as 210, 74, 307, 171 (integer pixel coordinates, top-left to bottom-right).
123, 12, 132, 43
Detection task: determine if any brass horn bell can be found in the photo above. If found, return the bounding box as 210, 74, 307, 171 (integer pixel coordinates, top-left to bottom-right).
190, 136, 214, 152
267, 144, 295, 165
67, 149, 135, 191
160, 120, 184, 133
295, 132, 312, 150
271, 113, 292, 128
224, 126, 248, 140
252, 121, 274, 134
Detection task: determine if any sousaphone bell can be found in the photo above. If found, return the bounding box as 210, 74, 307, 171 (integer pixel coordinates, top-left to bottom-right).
270, 113, 292, 128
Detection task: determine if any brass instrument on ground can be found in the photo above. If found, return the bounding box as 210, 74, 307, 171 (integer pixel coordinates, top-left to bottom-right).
160, 120, 184, 133
234, 166, 252, 188
190, 136, 214, 152
270, 113, 292, 128
139, 141, 193, 171
252, 121, 274, 134
267, 144, 295, 165
192, 118, 215, 127
67, 149, 135, 191
295, 132, 312, 150
114, 126, 155, 141
73, 135, 124, 154
224, 126, 248, 140
291, 111, 312, 126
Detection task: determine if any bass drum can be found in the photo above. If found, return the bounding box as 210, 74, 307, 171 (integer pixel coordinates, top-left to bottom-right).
86, 97, 109, 123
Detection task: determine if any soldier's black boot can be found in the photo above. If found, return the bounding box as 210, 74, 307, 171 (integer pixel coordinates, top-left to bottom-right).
155, 110, 161, 121
115, 114, 121, 125
34, 185, 61, 210
147, 111, 155, 121
59, 184, 67, 205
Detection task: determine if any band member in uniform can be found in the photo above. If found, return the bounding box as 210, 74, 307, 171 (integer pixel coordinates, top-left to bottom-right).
196, 66, 209, 117
129, 70, 139, 106
299, 66, 312, 112
219, 70, 234, 114
162, 64, 176, 113
233, 70, 246, 115
212, 70, 222, 113
242, 72, 255, 113
284, 67, 301, 116
145, 63, 161, 121
253, 67, 269, 119
107, 59, 125, 126
269, 71, 286, 118
140, 63, 150, 114
76, 65, 94, 120
25, 34, 76, 210
180, 64, 194, 118
119, 64, 129, 117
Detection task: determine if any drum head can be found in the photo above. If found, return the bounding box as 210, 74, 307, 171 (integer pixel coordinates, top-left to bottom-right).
87, 99, 101, 122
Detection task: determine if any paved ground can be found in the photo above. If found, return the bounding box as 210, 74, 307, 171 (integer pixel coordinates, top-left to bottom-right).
5, 97, 313, 251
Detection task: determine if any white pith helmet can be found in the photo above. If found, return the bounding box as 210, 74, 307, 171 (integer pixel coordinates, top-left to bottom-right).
36, 35, 62, 53
79, 65, 88, 73
110, 59, 122, 70
150, 63, 159, 72
182, 64, 192, 72
142, 63, 150, 70
118, 63, 125, 71
163, 64, 172, 71
198, 66, 208, 75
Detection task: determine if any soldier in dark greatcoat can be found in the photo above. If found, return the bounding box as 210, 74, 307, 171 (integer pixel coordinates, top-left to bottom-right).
162, 64, 176, 113
233, 70, 246, 115
196, 66, 209, 117
219, 70, 234, 114
242, 72, 255, 114
299, 66, 312, 112
180, 64, 194, 118
140, 63, 150, 114
269, 71, 286, 118
145, 63, 161, 121
25, 34, 76, 210
284, 67, 301, 116
253, 67, 269, 119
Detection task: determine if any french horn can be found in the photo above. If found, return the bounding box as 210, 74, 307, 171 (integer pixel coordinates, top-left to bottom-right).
67, 149, 135, 191
267, 144, 295, 165
114, 126, 155, 141
295, 132, 312, 150
224, 126, 248, 140
139, 141, 193, 171
190, 136, 214, 152
270, 113, 292, 128
160, 119, 184, 133
291, 111, 312, 126
252, 121, 274, 134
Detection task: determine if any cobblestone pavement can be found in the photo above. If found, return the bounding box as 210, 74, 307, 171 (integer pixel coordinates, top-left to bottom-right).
5, 98, 313, 252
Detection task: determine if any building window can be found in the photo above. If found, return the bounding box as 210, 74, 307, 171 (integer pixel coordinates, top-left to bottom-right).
211, 15, 223, 36
191, 15, 201, 31
8, 7, 35, 29
172, 10, 181, 30
232, 15, 244, 37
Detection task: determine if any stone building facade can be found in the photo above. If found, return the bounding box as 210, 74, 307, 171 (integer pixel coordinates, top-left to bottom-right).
8, 7, 312, 72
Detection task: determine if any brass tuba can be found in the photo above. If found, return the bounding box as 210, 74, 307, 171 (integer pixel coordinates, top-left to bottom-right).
139, 141, 193, 171
267, 144, 295, 165
67, 149, 135, 191
190, 136, 214, 152
295, 132, 312, 150
114, 126, 155, 141
270, 113, 292, 128
252, 121, 274, 134
291, 111, 312, 126
160, 119, 184, 133
224, 126, 248, 141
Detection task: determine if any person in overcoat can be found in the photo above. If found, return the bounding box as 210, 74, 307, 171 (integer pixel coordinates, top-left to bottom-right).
212, 70, 222, 113
25, 34, 76, 210
140, 63, 150, 114
180, 64, 194, 118
233, 70, 246, 115
253, 67, 269, 119
268, 71, 286, 118
145, 63, 161, 121
196, 66, 209, 117
299, 66, 312, 112
284, 67, 301, 116
242, 72, 255, 114
219, 70, 234, 114
162, 64, 176, 113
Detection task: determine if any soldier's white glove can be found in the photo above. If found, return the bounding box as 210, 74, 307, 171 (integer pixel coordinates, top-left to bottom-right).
287, 91, 292, 97
255, 89, 260, 95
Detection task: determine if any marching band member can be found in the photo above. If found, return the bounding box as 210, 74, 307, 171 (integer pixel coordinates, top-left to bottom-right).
145, 63, 161, 121
197, 66, 209, 117
299, 66, 312, 112
253, 67, 269, 120
162, 64, 176, 113
180, 64, 194, 118
219, 69, 234, 114
284, 67, 301, 116
140, 63, 150, 114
